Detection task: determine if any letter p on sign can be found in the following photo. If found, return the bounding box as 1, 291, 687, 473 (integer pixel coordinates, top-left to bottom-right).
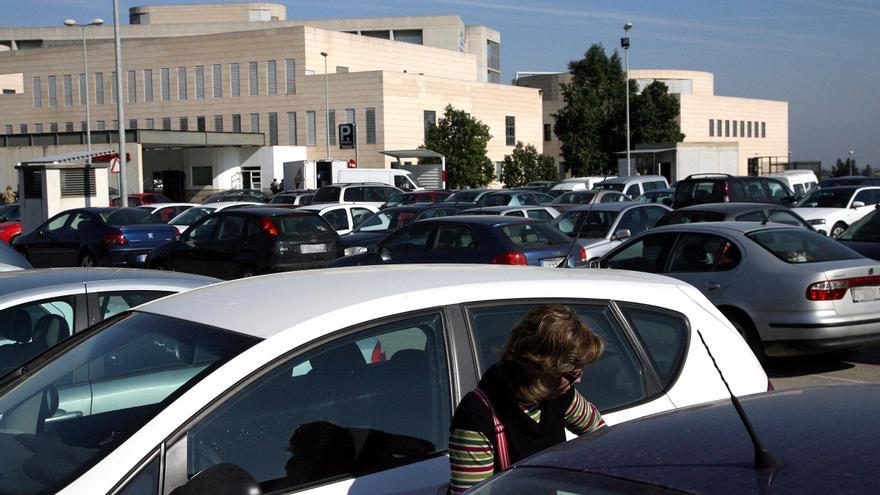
339, 123, 355, 149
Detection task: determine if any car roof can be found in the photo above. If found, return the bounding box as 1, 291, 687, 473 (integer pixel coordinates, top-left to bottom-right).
515, 385, 880, 493
418, 215, 539, 226
466, 206, 552, 213
377, 204, 434, 213
673, 202, 791, 214
220, 207, 318, 217
0, 268, 217, 299
197, 201, 261, 209
599, 175, 665, 184
566, 202, 651, 213
135, 265, 692, 339
649, 221, 800, 235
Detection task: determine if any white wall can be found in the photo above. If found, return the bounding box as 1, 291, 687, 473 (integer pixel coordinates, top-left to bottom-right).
675, 143, 739, 180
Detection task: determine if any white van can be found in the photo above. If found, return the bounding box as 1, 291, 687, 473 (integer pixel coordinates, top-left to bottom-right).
594, 175, 670, 199
767, 170, 818, 199
336, 168, 422, 191
550, 176, 615, 195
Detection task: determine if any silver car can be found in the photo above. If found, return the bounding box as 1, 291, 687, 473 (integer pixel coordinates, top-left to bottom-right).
461, 205, 561, 221
0, 242, 30, 271
0, 268, 218, 376
596, 222, 880, 358
553, 203, 671, 260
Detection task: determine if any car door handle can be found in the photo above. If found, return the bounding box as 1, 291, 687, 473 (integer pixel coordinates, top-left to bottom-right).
705, 282, 721, 291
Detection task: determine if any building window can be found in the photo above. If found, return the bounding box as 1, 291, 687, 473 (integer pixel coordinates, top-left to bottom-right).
544, 123, 552, 142
231, 63, 240, 97
755, 121, 760, 137
195, 65, 205, 99
345, 108, 356, 124
80, 121, 86, 131
214, 115, 223, 132
33, 76, 41, 107
761, 122, 766, 138
63, 74, 72, 106
162, 117, 171, 130
96, 73, 105, 104
732, 119, 737, 137
268, 112, 278, 145
306, 111, 316, 145
267, 60, 277, 95
178, 67, 187, 100
747, 121, 752, 138
128, 119, 137, 130
285, 59, 296, 94
160, 68, 170, 101
328, 110, 336, 145
249, 61, 258, 96
47, 75, 56, 107
336, 66, 349, 73
716, 119, 722, 137
505, 116, 515, 146
19, 124, 27, 134
65, 122, 74, 132
49, 123, 58, 133
5, 124, 13, 135
34, 123, 43, 133
487, 40, 500, 71
724, 120, 730, 137
145, 118, 154, 129
250, 113, 260, 133
113, 120, 119, 130
708, 118, 714, 137
232, 114, 241, 132
111, 71, 118, 104
180, 117, 188, 131
127, 70, 137, 103
197, 116, 206, 132
213, 64, 222, 98
365, 108, 376, 144
144, 69, 153, 102
79, 73, 86, 106
287, 112, 297, 145
192, 166, 213, 187
362, 30, 390, 39
96, 120, 105, 131
740, 121, 745, 137
393, 29, 423, 44
423, 110, 436, 141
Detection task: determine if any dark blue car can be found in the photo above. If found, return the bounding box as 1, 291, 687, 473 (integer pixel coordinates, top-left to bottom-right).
338, 204, 434, 257
838, 207, 880, 260
14, 207, 179, 268
331, 215, 584, 267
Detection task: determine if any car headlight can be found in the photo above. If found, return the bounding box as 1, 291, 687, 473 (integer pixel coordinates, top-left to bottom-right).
344, 246, 367, 257
807, 218, 826, 225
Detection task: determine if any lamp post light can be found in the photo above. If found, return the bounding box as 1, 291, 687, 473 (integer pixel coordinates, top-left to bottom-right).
63, 18, 103, 168
621, 22, 633, 176
849, 150, 855, 176
320, 51, 330, 159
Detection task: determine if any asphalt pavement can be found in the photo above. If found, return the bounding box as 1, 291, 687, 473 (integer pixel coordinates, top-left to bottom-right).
767, 347, 880, 390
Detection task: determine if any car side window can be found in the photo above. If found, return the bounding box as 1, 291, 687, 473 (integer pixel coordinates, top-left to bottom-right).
382, 223, 433, 255
794, 184, 805, 196
343, 187, 365, 202
526, 209, 552, 221
467, 303, 647, 411
743, 180, 767, 201
364, 187, 387, 203
45, 212, 71, 232
854, 189, 879, 205
215, 215, 246, 241
351, 208, 374, 227
735, 211, 765, 222
0, 296, 77, 376
96, 290, 172, 321
182, 313, 450, 492
116, 451, 160, 495
504, 210, 526, 217
187, 216, 220, 242
642, 206, 667, 227
432, 225, 477, 250
605, 233, 676, 273
668, 234, 740, 273
618, 305, 688, 390
624, 184, 640, 198
322, 209, 350, 231
766, 210, 806, 227
765, 180, 789, 202
615, 209, 644, 235
68, 212, 94, 231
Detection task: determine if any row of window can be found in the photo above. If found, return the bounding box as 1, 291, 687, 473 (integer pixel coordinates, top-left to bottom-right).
4, 107, 378, 146
709, 118, 767, 138
31, 59, 297, 109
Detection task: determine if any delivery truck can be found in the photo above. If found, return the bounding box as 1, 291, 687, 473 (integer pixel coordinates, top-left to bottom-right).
282, 160, 423, 191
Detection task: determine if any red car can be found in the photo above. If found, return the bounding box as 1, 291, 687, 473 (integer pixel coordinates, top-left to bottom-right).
0, 203, 20, 245
110, 193, 173, 206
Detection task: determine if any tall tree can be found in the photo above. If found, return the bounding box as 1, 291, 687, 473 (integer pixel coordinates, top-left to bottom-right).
423, 105, 494, 188
553, 44, 683, 176
501, 142, 558, 188
831, 157, 857, 177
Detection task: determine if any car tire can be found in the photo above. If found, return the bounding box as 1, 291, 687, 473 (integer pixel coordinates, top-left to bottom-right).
78, 252, 97, 268
831, 222, 847, 238
721, 309, 766, 364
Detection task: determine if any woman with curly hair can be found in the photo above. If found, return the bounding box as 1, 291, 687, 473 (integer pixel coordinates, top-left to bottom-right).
448, 304, 606, 494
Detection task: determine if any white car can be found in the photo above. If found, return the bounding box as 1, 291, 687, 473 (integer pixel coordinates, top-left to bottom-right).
296, 203, 379, 235
793, 186, 880, 237
462, 205, 561, 221
0, 265, 768, 494
166, 201, 261, 233
549, 176, 614, 195
553, 202, 671, 260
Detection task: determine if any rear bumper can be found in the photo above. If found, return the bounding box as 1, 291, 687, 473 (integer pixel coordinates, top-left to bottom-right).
103, 248, 155, 267
267, 260, 334, 272
759, 315, 880, 357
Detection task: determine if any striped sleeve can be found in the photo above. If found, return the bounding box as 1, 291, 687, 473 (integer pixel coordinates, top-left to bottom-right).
564, 390, 606, 435
448, 428, 495, 495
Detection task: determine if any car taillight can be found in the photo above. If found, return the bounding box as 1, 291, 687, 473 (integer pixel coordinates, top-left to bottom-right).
102, 232, 127, 245
492, 252, 527, 265
259, 217, 279, 237
806, 275, 880, 301
767, 379, 775, 392
723, 181, 730, 202
579, 246, 587, 263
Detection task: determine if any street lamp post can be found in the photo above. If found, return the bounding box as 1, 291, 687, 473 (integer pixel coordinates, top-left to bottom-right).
112, 0, 128, 207
621, 22, 633, 176
849, 150, 855, 176
64, 18, 104, 168
321, 51, 330, 159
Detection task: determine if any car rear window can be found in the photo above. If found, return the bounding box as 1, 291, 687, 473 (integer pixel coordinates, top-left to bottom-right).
556, 191, 597, 204
594, 183, 625, 192
274, 214, 331, 237
553, 210, 616, 238
498, 222, 570, 247
655, 211, 725, 227
674, 180, 724, 206
747, 228, 861, 263
312, 187, 341, 203
100, 208, 155, 226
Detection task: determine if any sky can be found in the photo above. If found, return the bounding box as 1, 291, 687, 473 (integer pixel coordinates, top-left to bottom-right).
3, 0, 879, 170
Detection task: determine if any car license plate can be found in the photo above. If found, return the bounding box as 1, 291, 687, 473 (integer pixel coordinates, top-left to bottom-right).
852, 286, 880, 303
300, 243, 326, 254
136, 254, 148, 263
541, 257, 564, 268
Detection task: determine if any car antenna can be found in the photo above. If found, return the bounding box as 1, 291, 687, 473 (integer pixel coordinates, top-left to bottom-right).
696, 329, 781, 474
560, 171, 609, 268
760, 210, 769, 225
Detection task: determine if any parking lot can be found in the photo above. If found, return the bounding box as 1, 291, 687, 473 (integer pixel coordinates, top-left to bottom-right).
769, 347, 880, 390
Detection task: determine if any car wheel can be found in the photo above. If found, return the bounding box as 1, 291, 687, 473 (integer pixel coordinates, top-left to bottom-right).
78, 252, 97, 267
831, 222, 847, 238
722, 309, 766, 364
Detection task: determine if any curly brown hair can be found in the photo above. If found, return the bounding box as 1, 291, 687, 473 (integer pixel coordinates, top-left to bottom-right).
499, 304, 604, 404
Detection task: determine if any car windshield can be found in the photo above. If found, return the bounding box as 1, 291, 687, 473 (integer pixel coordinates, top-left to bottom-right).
594, 183, 625, 192
355, 210, 417, 232
0, 204, 19, 222
747, 228, 862, 263
839, 210, 880, 242
169, 206, 215, 226
99, 208, 156, 226
0, 312, 258, 495
795, 188, 854, 208
498, 222, 570, 247
469, 466, 682, 495
553, 210, 616, 238
556, 191, 597, 204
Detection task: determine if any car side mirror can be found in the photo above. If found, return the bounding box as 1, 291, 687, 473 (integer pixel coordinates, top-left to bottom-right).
852, 201, 866, 209
589, 258, 609, 269
169, 463, 261, 495
612, 229, 631, 241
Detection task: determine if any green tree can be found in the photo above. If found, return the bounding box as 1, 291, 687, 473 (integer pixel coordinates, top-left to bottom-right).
862, 164, 874, 177
553, 44, 684, 176
831, 157, 857, 177
501, 142, 558, 188
423, 105, 494, 188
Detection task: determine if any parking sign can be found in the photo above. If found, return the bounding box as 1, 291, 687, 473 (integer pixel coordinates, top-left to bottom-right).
339, 123, 355, 149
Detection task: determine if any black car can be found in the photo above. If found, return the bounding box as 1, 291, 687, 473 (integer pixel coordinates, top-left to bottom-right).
338, 204, 433, 256
673, 174, 795, 208
655, 202, 812, 229
14, 208, 178, 268
838, 207, 880, 260
819, 175, 880, 188
149, 208, 340, 279
469, 385, 880, 495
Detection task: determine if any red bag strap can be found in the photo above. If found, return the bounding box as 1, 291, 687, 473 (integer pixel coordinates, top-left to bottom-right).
473, 388, 510, 470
